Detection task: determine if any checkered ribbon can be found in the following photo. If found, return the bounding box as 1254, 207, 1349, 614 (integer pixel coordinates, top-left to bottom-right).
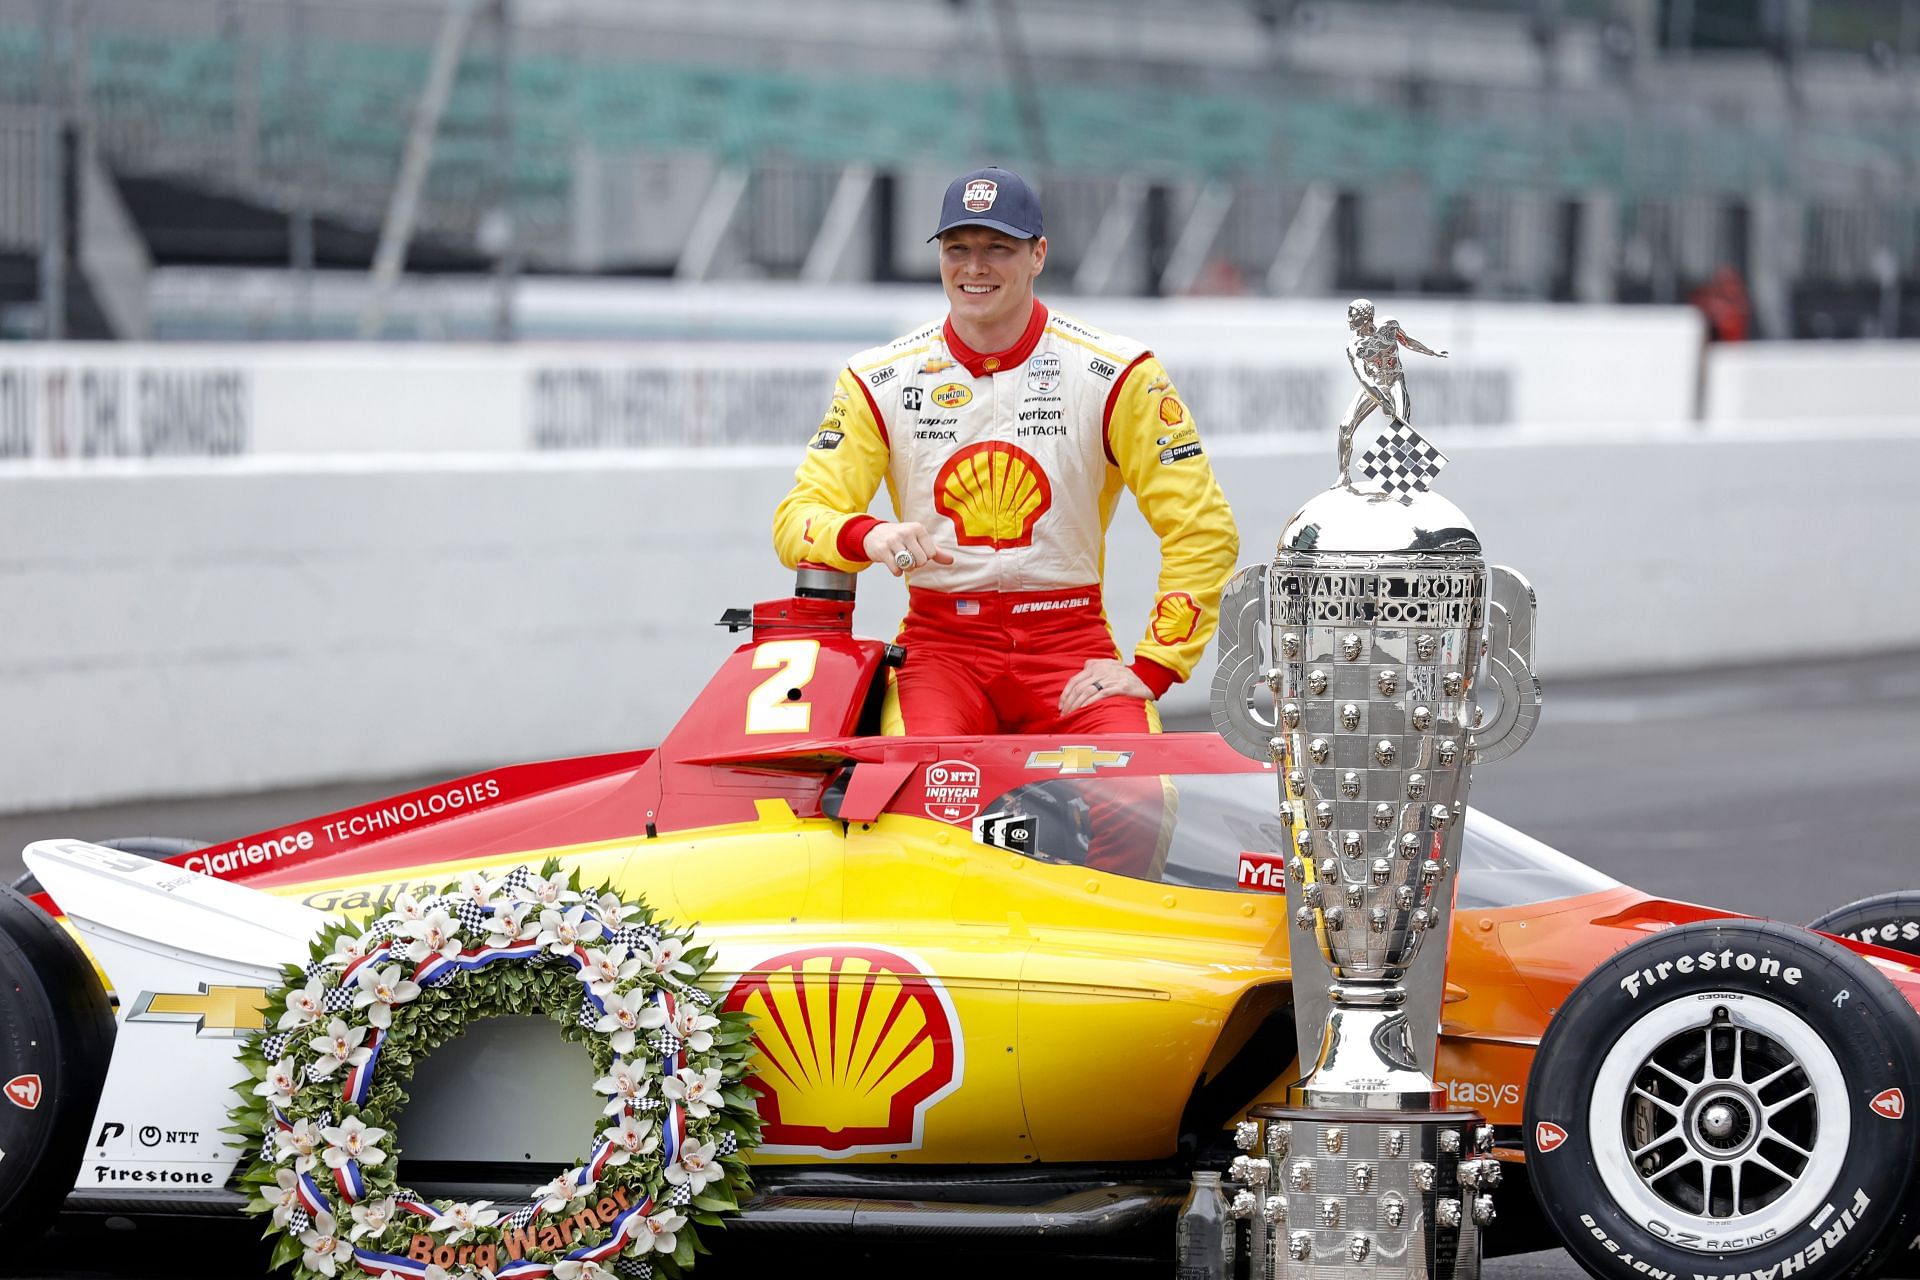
366, 918, 401, 942
261, 1030, 293, 1060
498, 866, 533, 895
608, 924, 660, 954
578, 995, 602, 1030
303, 959, 331, 981
1360, 423, 1449, 495
454, 900, 490, 934
652, 1030, 683, 1059
286, 1206, 310, 1235
323, 985, 357, 1013
615, 1259, 654, 1279
666, 1181, 693, 1208
507, 1204, 539, 1229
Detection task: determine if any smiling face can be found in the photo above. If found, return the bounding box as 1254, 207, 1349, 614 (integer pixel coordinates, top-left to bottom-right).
939, 226, 1048, 351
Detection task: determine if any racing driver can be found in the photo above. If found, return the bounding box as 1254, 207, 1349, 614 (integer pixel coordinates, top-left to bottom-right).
773, 167, 1239, 871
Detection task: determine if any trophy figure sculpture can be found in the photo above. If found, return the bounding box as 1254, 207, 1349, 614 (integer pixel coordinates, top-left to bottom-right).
1209, 302, 1541, 1280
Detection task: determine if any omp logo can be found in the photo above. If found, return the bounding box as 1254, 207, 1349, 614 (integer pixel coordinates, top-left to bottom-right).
1872, 1088, 1905, 1120
720, 946, 962, 1157
1617, 951, 1802, 998
1087, 358, 1118, 380
1441, 1080, 1521, 1108
1236, 852, 1288, 893
1535, 1121, 1568, 1153
127, 984, 272, 1038
4, 1074, 41, 1110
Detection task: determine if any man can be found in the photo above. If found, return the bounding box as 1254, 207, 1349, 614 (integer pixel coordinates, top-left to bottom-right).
772, 166, 1237, 774
1334, 298, 1448, 487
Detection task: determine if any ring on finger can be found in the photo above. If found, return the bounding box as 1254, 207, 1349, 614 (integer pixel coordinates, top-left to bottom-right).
1092, 680, 1105, 692
892, 550, 915, 570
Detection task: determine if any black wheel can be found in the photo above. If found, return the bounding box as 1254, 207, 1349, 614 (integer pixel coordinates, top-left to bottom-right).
1810, 891, 1920, 959
10, 836, 203, 896
0, 886, 115, 1248
1525, 919, 1920, 1280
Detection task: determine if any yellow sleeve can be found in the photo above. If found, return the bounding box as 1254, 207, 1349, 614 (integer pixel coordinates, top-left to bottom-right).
1106, 356, 1240, 687
772, 367, 894, 572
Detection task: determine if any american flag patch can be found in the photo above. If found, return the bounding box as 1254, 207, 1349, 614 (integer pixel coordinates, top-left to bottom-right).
955, 599, 980, 615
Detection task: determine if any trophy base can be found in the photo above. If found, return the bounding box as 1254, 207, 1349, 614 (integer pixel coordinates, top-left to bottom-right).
1242, 1105, 1497, 1280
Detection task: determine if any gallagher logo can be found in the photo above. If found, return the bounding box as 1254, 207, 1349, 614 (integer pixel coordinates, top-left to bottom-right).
933, 441, 1052, 549
720, 946, 963, 1157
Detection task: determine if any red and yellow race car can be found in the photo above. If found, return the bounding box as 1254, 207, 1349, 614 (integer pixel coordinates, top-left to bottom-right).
4, 573, 1918, 1278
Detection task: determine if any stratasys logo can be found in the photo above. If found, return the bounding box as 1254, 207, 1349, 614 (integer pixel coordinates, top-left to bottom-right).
720, 946, 963, 1157
1440, 1079, 1521, 1109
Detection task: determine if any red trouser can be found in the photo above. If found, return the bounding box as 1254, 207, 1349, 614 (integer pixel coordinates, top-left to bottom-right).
895, 587, 1168, 879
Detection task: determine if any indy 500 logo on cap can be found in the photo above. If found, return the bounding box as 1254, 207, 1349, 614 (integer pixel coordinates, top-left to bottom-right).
963, 179, 998, 212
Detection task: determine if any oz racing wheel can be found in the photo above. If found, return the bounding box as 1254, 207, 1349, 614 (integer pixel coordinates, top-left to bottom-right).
1526, 920, 1920, 1280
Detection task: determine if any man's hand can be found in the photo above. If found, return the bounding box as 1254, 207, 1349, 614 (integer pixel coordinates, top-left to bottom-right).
861, 521, 956, 576
1059, 658, 1151, 715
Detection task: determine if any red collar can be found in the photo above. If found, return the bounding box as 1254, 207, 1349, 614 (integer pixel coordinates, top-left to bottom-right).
944, 299, 1048, 379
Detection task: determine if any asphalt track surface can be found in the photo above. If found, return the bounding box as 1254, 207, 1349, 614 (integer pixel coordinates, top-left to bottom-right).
9, 648, 1920, 1280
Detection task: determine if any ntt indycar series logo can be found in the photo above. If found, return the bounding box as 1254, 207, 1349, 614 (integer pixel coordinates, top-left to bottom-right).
183, 777, 504, 875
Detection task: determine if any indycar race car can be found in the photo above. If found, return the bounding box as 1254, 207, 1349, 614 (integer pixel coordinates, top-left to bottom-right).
4, 571, 1919, 1279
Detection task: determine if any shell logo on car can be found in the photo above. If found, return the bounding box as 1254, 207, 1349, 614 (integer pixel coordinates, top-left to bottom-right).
932, 442, 1052, 548
720, 946, 963, 1157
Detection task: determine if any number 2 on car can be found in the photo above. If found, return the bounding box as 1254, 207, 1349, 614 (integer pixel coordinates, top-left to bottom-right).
745, 640, 819, 734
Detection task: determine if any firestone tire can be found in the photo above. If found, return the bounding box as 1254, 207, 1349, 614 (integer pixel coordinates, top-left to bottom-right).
1525, 920, 1920, 1280
0, 886, 115, 1251
1810, 892, 1920, 959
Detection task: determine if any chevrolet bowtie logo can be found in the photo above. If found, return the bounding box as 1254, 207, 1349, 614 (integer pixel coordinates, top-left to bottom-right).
127, 984, 273, 1038
1025, 746, 1133, 775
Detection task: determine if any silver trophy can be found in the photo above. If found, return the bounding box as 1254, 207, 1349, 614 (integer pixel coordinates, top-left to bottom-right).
1208, 302, 1541, 1280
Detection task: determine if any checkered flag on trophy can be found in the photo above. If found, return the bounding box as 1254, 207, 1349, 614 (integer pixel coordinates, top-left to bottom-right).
1360, 423, 1449, 496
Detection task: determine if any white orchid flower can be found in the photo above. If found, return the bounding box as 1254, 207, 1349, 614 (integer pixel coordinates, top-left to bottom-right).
591, 890, 641, 924
486, 902, 537, 945
456, 871, 497, 908
352, 963, 422, 1030
349, 1196, 398, 1241
580, 947, 642, 996
278, 978, 328, 1030
662, 1137, 721, 1195
535, 905, 603, 957
260, 1166, 302, 1227
599, 1113, 659, 1167
428, 1199, 498, 1246
644, 936, 695, 980
633, 1209, 687, 1255
662, 1065, 726, 1119
513, 870, 580, 909
554, 1261, 612, 1280
403, 909, 463, 964
253, 1056, 301, 1106
321, 1115, 389, 1169
299, 1213, 353, 1276
671, 1002, 720, 1054
534, 1169, 590, 1214
389, 892, 429, 925
327, 931, 377, 968
274, 1118, 324, 1173
593, 989, 666, 1056
308, 1018, 373, 1078
591, 1059, 652, 1116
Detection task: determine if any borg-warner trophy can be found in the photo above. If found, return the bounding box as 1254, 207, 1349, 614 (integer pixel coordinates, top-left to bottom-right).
1206, 300, 1542, 1280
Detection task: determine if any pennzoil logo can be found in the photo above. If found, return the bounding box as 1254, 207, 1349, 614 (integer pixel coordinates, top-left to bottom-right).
127, 984, 273, 1038
931, 382, 972, 409
932, 441, 1052, 548
1025, 746, 1133, 775
720, 946, 963, 1157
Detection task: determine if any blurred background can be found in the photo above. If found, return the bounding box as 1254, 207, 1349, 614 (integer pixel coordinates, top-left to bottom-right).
1, 0, 1918, 815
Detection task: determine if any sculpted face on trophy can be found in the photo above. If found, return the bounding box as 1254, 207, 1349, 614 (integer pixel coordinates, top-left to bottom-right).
1203, 302, 1542, 1280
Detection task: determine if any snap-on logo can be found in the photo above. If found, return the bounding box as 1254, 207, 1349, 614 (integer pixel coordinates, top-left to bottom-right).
1534, 1121, 1568, 1152
4, 1074, 42, 1110
1617, 950, 1802, 998
1872, 1088, 1905, 1120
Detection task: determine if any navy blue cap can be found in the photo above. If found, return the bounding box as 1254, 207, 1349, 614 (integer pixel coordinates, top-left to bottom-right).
928, 167, 1044, 242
